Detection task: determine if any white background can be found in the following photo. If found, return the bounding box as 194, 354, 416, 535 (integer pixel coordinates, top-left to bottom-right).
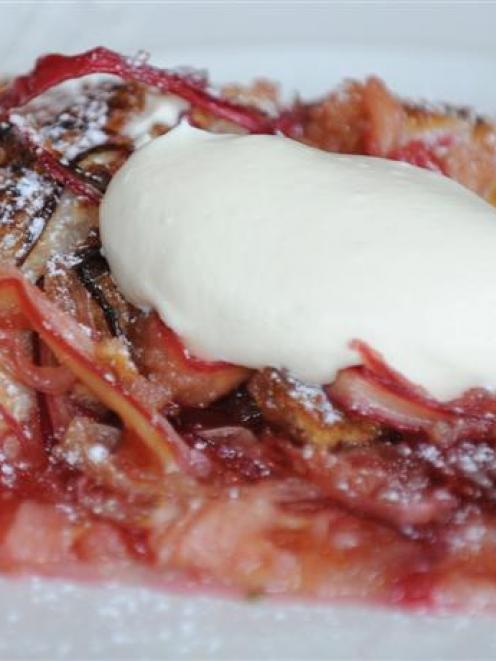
2, 1, 496, 112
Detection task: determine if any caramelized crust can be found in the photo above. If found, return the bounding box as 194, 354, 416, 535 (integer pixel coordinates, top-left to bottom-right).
248, 368, 380, 447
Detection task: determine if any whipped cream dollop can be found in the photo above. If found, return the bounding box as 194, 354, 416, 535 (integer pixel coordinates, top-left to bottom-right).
100, 122, 496, 399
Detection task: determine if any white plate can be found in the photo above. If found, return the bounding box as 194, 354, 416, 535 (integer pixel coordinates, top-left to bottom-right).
1, 2, 496, 659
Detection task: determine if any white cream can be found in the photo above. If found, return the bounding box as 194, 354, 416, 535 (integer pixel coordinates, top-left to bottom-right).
124, 93, 188, 147
100, 123, 496, 399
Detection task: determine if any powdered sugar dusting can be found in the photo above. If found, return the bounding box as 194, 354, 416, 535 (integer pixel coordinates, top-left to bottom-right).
0, 168, 55, 228
15, 80, 114, 163
283, 373, 341, 425
0, 128, 60, 264
0, 367, 34, 427
126, 50, 150, 68
88, 444, 110, 464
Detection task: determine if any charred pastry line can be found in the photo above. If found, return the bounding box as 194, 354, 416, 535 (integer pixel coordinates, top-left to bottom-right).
8, 124, 102, 203
18, 185, 60, 267
0, 124, 62, 266
74, 247, 123, 337
36, 148, 102, 203
0, 46, 277, 135
71, 143, 132, 194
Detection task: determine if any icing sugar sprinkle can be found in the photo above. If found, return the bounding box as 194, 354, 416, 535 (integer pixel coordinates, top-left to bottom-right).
16, 81, 113, 164
0, 169, 54, 225
283, 373, 341, 424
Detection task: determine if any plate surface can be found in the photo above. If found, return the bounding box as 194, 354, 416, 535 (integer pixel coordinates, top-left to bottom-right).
1, 2, 496, 659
